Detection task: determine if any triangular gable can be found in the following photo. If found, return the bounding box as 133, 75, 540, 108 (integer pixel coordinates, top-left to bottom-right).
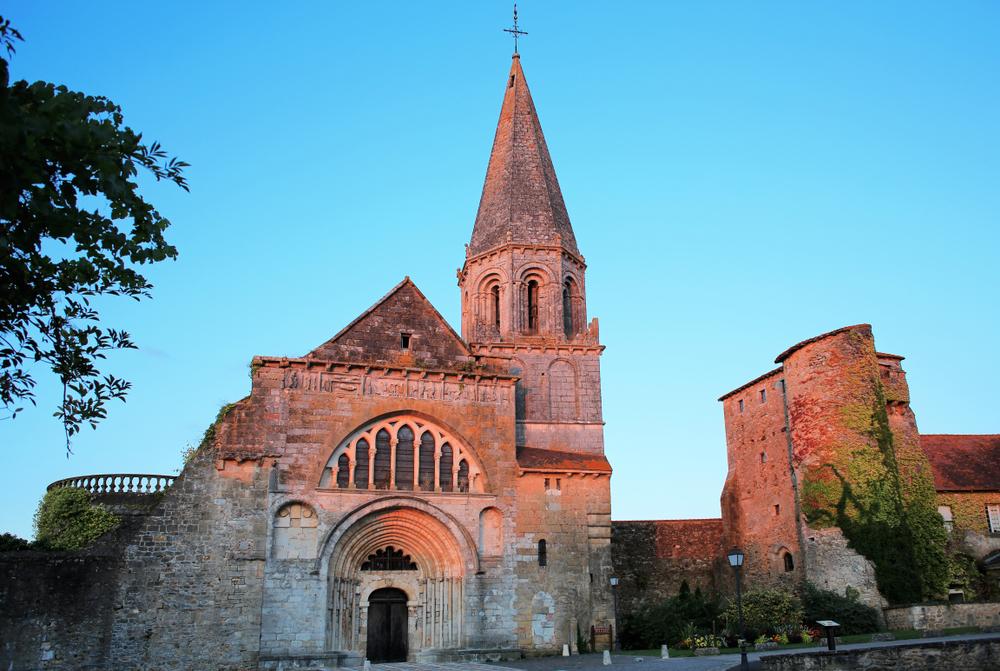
308, 277, 472, 367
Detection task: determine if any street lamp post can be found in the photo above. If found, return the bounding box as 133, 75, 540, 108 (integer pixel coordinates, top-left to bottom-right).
727, 546, 750, 671
610, 575, 620, 652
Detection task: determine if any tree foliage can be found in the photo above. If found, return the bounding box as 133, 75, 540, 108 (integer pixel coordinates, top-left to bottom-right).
33, 486, 119, 550
721, 586, 803, 634
620, 580, 724, 650
799, 582, 883, 635
0, 16, 188, 450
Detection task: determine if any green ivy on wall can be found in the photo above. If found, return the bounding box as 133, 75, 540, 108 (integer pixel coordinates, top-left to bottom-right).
799, 333, 948, 604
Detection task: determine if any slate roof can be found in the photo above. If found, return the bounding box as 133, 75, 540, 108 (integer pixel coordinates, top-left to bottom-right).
921, 434, 1000, 492
469, 54, 579, 258
516, 446, 612, 474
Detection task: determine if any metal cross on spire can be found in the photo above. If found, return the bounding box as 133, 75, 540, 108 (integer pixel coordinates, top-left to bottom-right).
504, 5, 528, 53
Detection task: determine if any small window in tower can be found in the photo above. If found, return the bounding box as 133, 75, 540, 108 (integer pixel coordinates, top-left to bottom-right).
509, 75, 515, 88
492, 285, 501, 329
739, 399, 745, 413
538, 539, 547, 567
527, 280, 539, 333
563, 283, 573, 337
760, 452, 767, 465
774, 504, 780, 516
544, 478, 550, 490
760, 389, 767, 404
556, 478, 561, 491
401, 333, 411, 350
783, 552, 794, 572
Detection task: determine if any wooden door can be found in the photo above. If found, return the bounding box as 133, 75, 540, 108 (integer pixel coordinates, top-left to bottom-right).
366, 588, 407, 663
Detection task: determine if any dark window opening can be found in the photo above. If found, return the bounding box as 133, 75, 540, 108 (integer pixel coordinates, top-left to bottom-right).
439, 443, 454, 492
418, 432, 435, 490
361, 546, 418, 571
739, 399, 744, 413
337, 453, 350, 488
760, 452, 767, 465
538, 539, 547, 567
395, 426, 414, 491
562, 283, 573, 337
374, 429, 392, 489
509, 75, 515, 88
760, 389, 767, 404
783, 552, 794, 572
527, 280, 539, 333
774, 504, 780, 516
491, 285, 501, 329
457, 459, 470, 492
400, 333, 411, 350
354, 438, 370, 489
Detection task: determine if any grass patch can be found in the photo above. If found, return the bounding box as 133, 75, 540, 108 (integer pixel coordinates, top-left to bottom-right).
617, 626, 984, 658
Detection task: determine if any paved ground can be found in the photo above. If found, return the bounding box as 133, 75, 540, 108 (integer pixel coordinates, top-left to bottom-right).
370, 632, 1000, 671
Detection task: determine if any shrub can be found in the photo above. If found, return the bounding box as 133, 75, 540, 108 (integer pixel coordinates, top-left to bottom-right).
33, 487, 120, 550
799, 581, 883, 635
0, 532, 30, 551
722, 586, 803, 634
620, 580, 723, 650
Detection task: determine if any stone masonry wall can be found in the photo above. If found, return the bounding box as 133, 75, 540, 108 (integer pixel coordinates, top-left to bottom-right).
0, 551, 123, 670
111, 443, 270, 671
611, 520, 722, 615
514, 472, 613, 655
779, 326, 887, 607
884, 601, 1000, 630
719, 368, 802, 589
763, 638, 1000, 671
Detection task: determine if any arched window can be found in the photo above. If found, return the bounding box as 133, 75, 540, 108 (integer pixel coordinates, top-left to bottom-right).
439, 443, 454, 492
418, 431, 435, 490
374, 429, 392, 489
336, 453, 350, 488
538, 539, 547, 567
354, 438, 370, 489
527, 279, 539, 333
361, 546, 418, 571
395, 425, 414, 490
491, 285, 501, 329
563, 283, 572, 337
322, 415, 487, 493
783, 552, 794, 572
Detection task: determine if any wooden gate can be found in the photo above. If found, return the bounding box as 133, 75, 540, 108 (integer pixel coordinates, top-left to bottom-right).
366, 588, 408, 663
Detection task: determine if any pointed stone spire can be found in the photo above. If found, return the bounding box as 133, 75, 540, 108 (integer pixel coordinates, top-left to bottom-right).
469, 54, 580, 258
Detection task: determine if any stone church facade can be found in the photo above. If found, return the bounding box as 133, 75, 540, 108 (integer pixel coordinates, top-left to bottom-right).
98, 53, 612, 670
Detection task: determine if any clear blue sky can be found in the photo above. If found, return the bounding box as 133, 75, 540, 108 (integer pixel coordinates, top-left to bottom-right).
2, 2, 998, 539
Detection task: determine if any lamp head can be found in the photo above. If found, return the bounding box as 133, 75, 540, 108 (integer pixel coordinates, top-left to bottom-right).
727, 546, 744, 567
610, 575, 619, 586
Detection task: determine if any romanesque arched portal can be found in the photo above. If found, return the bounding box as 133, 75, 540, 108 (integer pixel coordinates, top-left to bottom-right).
321, 498, 475, 658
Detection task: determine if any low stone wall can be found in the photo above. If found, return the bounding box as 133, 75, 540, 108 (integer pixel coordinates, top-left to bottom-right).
884, 601, 1000, 630
762, 638, 1000, 670
0, 550, 123, 670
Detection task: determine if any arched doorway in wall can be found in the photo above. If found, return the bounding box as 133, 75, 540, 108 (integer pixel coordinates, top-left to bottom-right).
322, 498, 477, 658
367, 587, 408, 663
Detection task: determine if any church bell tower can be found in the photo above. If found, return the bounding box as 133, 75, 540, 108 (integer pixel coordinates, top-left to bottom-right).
458, 53, 604, 447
